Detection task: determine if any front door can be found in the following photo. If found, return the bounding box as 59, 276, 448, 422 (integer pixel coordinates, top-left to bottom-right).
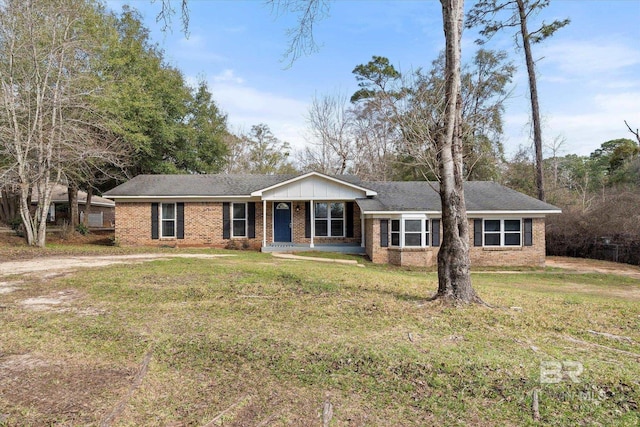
273, 202, 292, 242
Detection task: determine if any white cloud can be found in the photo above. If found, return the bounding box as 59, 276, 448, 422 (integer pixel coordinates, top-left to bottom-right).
541, 38, 640, 77
504, 91, 640, 157
172, 34, 227, 63
206, 72, 309, 150
212, 69, 244, 85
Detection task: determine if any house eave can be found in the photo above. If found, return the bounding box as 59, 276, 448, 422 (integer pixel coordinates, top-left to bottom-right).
250, 171, 377, 197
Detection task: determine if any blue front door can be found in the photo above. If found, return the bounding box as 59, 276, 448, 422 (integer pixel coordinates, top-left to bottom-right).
274, 202, 292, 242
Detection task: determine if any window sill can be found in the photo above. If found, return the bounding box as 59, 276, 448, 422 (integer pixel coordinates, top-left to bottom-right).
388, 247, 434, 252
481, 246, 522, 251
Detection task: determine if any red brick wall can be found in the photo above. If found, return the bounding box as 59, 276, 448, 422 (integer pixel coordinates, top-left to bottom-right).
365, 217, 547, 267
115, 202, 263, 248
115, 201, 363, 248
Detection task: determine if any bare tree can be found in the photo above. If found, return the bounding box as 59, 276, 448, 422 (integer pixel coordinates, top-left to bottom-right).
0, 0, 125, 246
467, 0, 570, 201
306, 93, 354, 174
272, 0, 480, 302
625, 120, 640, 145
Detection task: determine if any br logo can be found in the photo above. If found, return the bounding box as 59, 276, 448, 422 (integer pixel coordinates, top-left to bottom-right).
540, 361, 584, 384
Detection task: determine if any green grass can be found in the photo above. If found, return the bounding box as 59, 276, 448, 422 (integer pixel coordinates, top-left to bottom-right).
0, 249, 638, 426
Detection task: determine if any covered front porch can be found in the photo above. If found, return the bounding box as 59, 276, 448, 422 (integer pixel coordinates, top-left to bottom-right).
250, 173, 375, 254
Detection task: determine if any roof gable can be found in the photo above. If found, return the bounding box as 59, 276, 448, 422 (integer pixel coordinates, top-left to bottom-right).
252, 172, 377, 200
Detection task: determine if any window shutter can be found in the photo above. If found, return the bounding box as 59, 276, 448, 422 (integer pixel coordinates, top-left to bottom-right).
346, 202, 354, 238
473, 219, 483, 247
305, 201, 311, 238
380, 219, 389, 247
151, 203, 159, 240
177, 203, 184, 239
222, 202, 230, 239
248, 202, 256, 238
432, 219, 440, 247
524, 218, 533, 246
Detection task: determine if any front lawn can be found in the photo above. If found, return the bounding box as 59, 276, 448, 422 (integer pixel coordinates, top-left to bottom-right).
0, 249, 638, 426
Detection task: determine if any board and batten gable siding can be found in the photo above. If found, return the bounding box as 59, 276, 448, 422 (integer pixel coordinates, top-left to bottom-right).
259, 175, 368, 200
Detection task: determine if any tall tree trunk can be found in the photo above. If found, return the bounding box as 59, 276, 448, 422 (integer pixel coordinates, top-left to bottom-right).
517, 0, 545, 202
83, 185, 93, 226
0, 187, 19, 223
68, 184, 79, 227
433, 0, 481, 304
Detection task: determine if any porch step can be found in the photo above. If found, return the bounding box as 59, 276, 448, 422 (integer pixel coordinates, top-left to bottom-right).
262, 244, 365, 255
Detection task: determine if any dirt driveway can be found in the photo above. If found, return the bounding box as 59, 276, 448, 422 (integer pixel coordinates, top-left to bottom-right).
0, 253, 233, 279
546, 256, 640, 280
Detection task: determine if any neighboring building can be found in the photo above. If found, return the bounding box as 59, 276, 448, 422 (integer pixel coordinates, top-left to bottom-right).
37, 184, 115, 228
104, 172, 561, 267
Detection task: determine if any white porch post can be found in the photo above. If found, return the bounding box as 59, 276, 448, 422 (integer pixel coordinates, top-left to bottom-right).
309, 199, 315, 248
262, 199, 267, 248
361, 212, 365, 248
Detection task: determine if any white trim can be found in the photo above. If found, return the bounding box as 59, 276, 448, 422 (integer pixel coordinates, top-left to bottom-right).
310, 198, 315, 248
482, 218, 522, 247
231, 202, 248, 238
313, 201, 346, 238
262, 199, 267, 247
250, 171, 377, 197
105, 195, 253, 202
361, 210, 559, 217
360, 210, 365, 248
159, 202, 177, 238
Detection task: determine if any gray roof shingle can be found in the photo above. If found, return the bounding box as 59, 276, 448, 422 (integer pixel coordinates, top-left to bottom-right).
104, 174, 560, 212
357, 181, 560, 212
104, 174, 298, 197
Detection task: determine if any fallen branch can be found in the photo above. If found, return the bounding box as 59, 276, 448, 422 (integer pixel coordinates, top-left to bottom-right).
99, 345, 154, 427
202, 395, 252, 427
563, 335, 640, 358
587, 330, 633, 343
322, 400, 333, 427
532, 389, 540, 422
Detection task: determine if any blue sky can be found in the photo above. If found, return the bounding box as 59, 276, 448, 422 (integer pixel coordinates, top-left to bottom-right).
110, 0, 640, 158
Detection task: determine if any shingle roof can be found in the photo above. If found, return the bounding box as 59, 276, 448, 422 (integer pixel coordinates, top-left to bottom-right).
104, 174, 298, 197
357, 181, 560, 212
104, 173, 560, 213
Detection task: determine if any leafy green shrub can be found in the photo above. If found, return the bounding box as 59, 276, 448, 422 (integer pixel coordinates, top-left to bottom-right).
76, 223, 90, 236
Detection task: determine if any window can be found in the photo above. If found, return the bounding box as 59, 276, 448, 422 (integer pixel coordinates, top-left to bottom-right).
161, 203, 176, 238
315, 202, 345, 237
404, 219, 422, 246
232, 203, 247, 237
483, 219, 521, 246
391, 219, 400, 246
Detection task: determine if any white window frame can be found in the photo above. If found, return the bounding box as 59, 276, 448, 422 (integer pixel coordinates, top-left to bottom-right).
160, 202, 176, 238
483, 218, 522, 247
389, 215, 431, 248
231, 202, 247, 238
314, 201, 345, 237
390, 219, 400, 246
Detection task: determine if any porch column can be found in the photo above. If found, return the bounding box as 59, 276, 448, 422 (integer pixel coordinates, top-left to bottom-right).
262, 199, 267, 248
309, 198, 315, 248
361, 212, 365, 248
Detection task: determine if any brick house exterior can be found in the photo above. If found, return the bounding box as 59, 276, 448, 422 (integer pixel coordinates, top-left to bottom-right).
105, 172, 560, 267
